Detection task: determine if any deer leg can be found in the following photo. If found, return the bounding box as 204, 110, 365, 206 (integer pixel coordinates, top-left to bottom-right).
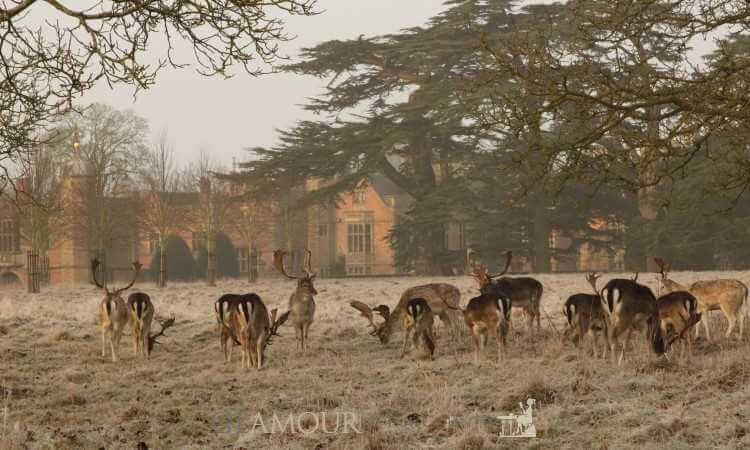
701, 309, 712, 341
525, 308, 534, 334
255, 338, 263, 370
471, 329, 481, 365
491, 322, 503, 362
101, 328, 107, 358
295, 323, 302, 352
400, 326, 412, 359
724, 311, 736, 340
109, 331, 118, 363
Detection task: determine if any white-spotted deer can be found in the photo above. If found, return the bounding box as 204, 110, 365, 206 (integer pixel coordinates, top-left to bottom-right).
92, 259, 141, 362
127, 292, 154, 358
587, 273, 666, 365
350, 283, 461, 346
563, 273, 608, 358
655, 257, 748, 341
273, 249, 317, 352
469, 250, 544, 333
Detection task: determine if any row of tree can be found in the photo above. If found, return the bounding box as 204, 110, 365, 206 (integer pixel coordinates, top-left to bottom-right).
236, 0, 750, 274
12, 103, 274, 287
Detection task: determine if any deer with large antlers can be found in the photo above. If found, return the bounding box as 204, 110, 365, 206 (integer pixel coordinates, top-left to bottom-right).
562, 273, 608, 358
469, 250, 544, 333
127, 292, 154, 358
273, 249, 317, 352
655, 257, 748, 341
92, 258, 141, 362
227, 293, 289, 369
587, 272, 665, 365
349, 283, 461, 347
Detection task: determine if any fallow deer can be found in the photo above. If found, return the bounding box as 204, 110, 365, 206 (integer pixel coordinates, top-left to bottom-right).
470, 250, 544, 333
656, 290, 701, 359
352, 283, 461, 345
227, 293, 288, 369
400, 298, 435, 360
92, 258, 141, 362
215, 293, 243, 360
127, 292, 154, 358
655, 257, 748, 341
587, 273, 666, 365
443, 291, 512, 364
562, 273, 608, 358
273, 249, 317, 352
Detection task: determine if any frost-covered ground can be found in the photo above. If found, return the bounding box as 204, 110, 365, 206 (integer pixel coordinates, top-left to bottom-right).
2, 271, 750, 449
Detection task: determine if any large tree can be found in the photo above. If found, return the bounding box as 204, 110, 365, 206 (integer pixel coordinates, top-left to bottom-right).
0, 0, 317, 193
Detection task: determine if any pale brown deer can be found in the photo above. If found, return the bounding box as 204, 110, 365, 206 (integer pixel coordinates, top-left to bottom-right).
215, 293, 243, 360
400, 298, 435, 360
273, 249, 317, 352
655, 257, 748, 341
227, 293, 288, 369
351, 283, 461, 345
562, 273, 608, 358
587, 273, 665, 365
442, 291, 512, 364
92, 259, 141, 362
127, 292, 153, 358
469, 251, 544, 333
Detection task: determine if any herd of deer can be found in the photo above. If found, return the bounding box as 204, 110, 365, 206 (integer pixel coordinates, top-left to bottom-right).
91, 247, 749, 369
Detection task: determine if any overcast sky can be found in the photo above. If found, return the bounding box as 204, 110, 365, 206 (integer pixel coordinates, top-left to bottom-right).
79, 1, 448, 168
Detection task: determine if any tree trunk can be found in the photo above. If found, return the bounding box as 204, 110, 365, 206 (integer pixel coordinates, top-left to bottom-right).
532, 198, 551, 273
207, 232, 216, 287
158, 236, 167, 288
640, 105, 661, 273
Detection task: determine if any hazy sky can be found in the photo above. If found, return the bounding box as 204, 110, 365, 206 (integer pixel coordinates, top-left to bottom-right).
79, 1, 448, 168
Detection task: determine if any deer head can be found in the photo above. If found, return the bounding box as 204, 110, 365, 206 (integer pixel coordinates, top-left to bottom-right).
91, 258, 142, 298
585, 272, 610, 321
273, 249, 317, 296
469, 250, 512, 292
147, 316, 176, 353
265, 308, 290, 349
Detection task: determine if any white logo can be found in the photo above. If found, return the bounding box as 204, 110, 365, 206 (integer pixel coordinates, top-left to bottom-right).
496, 398, 537, 438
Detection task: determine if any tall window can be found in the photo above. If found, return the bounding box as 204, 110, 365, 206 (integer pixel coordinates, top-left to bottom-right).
0, 220, 17, 253
353, 190, 366, 204
238, 248, 249, 273
149, 233, 159, 254
347, 223, 372, 254
192, 232, 206, 252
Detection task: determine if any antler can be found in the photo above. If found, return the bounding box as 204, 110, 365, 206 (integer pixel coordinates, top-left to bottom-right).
654, 257, 671, 280
667, 312, 702, 347
350, 301, 379, 335
114, 261, 142, 296
266, 308, 289, 346
585, 272, 601, 297
488, 251, 512, 279
373, 305, 390, 322
91, 258, 106, 291
273, 249, 298, 279
631, 272, 639, 282
303, 248, 316, 279
147, 316, 176, 353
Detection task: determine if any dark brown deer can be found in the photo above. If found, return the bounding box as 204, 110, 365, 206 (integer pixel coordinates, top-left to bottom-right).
273, 249, 317, 352
655, 257, 748, 341
92, 258, 141, 362
656, 290, 700, 359
127, 292, 153, 358
587, 273, 665, 365
227, 293, 288, 369
562, 273, 608, 358
469, 250, 544, 333
400, 298, 436, 360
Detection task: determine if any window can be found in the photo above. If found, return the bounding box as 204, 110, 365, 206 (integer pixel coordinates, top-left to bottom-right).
347, 265, 372, 275
192, 232, 206, 252
318, 225, 327, 237
353, 190, 366, 204
347, 223, 372, 254
149, 233, 159, 254
238, 248, 249, 274
0, 220, 18, 253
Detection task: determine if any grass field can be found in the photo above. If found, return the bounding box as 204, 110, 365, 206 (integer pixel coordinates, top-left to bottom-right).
2, 271, 750, 449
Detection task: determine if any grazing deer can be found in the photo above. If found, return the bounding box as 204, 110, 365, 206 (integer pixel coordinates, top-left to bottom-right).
656, 291, 701, 359
227, 293, 288, 369
587, 273, 665, 365
446, 292, 512, 364
655, 257, 748, 341
400, 298, 436, 360
273, 249, 317, 352
562, 273, 608, 358
127, 292, 154, 358
92, 259, 141, 362
215, 293, 243, 360
352, 283, 461, 345
470, 250, 544, 333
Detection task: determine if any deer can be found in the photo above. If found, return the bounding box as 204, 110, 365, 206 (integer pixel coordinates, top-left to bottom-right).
399, 298, 436, 360
215, 293, 244, 360
350, 283, 461, 346
273, 249, 317, 352
586, 272, 666, 365
443, 291, 512, 364
655, 257, 748, 341
656, 290, 701, 359
127, 292, 154, 358
227, 293, 289, 369
92, 258, 141, 362
469, 250, 544, 333
562, 273, 608, 358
